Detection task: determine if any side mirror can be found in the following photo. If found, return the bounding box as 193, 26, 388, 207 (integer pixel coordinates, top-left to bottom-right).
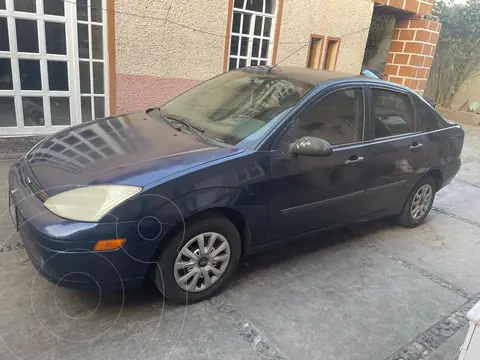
291, 136, 333, 157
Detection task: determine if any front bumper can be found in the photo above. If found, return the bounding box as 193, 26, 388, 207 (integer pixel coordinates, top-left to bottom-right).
19, 217, 150, 291
8, 160, 172, 292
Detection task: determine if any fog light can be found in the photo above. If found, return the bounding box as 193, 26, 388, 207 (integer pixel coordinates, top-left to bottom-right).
93, 239, 126, 251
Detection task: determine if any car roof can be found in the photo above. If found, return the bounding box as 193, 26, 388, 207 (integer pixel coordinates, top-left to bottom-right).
241, 65, 411, 92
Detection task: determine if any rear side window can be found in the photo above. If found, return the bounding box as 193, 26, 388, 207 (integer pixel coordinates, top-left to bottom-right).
372, 89, 415, 139
413, 96, 449, 132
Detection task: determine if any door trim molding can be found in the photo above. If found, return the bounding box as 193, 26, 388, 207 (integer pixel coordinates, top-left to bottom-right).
365, 180, 407, 196
280, 190, 365, 215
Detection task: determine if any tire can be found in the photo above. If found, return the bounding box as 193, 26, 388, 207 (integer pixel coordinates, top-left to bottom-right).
397, 176, 436, 228
152, 214, 241, 304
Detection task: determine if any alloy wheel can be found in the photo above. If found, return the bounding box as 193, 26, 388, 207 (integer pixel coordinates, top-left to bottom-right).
410, 184, 433, 220
173, 232, 231, 292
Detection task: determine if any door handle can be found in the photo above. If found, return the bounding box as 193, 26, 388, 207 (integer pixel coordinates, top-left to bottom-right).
409, 142, 424, 152
345, 156, 365, 165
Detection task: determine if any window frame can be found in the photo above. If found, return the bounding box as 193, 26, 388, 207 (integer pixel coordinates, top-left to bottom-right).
226, 0, 278, 71
0, 0, 110, 136
272, 83, 368, 152
305, 34, 324, 70
323, 37, 341, 71
365, 85, 419, 142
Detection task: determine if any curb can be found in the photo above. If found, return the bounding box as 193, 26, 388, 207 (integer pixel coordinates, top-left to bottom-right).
0, 153, 24, 160
0, 135, 45, 160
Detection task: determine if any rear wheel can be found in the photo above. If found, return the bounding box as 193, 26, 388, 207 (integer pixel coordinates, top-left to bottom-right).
397, 176, 436, 228
152, 215, 241, 304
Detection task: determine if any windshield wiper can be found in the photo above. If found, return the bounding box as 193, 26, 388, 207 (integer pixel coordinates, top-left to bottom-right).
158, 110, 211, 143
148, 107, 205, 133
148, 107, 210, 142
146, 107, 180, 130
164, 113, 205, 133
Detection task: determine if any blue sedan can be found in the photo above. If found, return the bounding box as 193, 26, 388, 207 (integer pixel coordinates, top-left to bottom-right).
9, 66, 463, 303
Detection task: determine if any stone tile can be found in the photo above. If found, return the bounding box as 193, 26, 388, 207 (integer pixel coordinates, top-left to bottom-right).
460, 128, 480, 165
434, 180, 480, 226
364, 211, 480, 294
0, 250, 258, 360
0, 161, 14, 228
457, 161, 480, 187
425, 324, 468, 360
0, 223, 22, 249
0, 208, 15, 226
0, 160, 14, 187
226, 237, 465, 360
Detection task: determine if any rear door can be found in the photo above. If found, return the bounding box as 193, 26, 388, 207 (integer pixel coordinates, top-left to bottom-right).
362, 86, 429, 215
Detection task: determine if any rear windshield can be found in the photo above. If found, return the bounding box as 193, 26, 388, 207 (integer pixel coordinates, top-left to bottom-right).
413, 96, 449, 132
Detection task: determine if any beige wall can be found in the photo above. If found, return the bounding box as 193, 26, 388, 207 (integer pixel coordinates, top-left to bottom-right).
451, 74, 480, 110
276, 0, 374, 74
115, 0, 227, 80
115, 0, 374, 79
113, 0, 374, 113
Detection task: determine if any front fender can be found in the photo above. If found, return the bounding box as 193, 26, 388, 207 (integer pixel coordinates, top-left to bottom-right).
150, 186, 268, 250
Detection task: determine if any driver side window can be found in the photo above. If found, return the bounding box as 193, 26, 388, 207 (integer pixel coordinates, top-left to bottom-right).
277, 87, 365, 155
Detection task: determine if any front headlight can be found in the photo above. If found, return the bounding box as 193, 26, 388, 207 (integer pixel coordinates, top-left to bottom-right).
44, 185, 142, 222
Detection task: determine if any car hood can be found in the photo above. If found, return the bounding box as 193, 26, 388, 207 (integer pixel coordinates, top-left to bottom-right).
24, 110, 243, 196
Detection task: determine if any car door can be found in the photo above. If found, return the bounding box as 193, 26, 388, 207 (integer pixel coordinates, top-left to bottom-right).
362, 86, 429, 216
266, 85, 372, 241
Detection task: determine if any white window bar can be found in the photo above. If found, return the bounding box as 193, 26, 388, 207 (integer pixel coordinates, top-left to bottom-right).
228, 0, 277, 71
0, 0, 109, 136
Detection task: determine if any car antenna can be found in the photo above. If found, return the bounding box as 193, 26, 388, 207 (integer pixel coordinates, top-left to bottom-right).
267, 43, 308, 73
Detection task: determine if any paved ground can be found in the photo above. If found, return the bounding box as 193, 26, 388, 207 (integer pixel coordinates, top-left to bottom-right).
1, 126, 480, 360
0, 136, 45, 157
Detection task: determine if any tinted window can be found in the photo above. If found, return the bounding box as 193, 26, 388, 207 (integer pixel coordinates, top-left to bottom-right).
296, 88, 364, 145
0, 17, 8, 51
372, 89, 414, 139
414, 96, 449, 132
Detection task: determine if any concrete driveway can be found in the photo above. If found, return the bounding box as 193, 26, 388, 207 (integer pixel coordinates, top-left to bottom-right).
1, 126, 480, 360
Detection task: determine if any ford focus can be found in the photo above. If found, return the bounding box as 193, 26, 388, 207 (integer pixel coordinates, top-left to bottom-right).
8, 66, 464, 303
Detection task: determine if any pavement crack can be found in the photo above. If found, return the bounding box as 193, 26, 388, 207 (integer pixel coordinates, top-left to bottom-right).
0, 242, 25, 254
361, 241, 473, 300
207, 294, 287, 360
432, 207, 480, 229
455, 178, 480, 189
383, 295, 480, 360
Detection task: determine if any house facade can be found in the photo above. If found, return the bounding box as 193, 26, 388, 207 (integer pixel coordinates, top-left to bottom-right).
0, 0, 441, 137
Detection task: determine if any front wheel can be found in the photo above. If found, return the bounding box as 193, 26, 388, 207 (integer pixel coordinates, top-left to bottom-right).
152, 215, 241, 304
397, 176, 436, 228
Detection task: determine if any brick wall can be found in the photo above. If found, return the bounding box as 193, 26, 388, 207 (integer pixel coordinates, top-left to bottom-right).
375, 0, 440, 94
383, 16, 441, 94
376, 0, 434, 15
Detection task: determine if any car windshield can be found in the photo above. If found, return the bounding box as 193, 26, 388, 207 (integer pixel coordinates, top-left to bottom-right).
160, 69, 314, 146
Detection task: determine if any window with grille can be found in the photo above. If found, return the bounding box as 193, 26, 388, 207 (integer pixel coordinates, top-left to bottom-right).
228, 0, 276, 70
0, 0, 109, 136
